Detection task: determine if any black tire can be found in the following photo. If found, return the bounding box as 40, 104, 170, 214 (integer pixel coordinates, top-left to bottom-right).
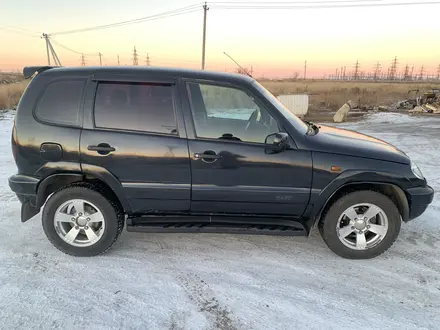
319, 190, 401, 259
42, 184, 124, 257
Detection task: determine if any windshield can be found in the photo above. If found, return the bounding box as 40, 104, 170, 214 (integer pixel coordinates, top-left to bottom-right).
251, 81, 309, 135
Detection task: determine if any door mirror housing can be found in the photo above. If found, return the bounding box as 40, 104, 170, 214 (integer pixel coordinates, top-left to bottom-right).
265, 132, 290, 153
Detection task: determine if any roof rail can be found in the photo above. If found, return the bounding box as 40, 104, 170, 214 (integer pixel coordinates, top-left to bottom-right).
23, 66, 59, 79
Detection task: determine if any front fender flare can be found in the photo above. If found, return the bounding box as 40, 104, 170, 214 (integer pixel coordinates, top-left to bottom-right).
306, 170, 410, 229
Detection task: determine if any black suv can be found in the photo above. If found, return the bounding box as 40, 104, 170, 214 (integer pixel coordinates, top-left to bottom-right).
8, 66, 434, 259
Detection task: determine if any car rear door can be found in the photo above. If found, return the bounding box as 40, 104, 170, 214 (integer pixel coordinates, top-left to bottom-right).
80, 74, 191, 214
180, 80, 313, 216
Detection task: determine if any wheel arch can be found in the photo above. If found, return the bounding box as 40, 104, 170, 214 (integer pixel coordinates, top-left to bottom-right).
309, 181, 409, 230
36, 169, 131, 213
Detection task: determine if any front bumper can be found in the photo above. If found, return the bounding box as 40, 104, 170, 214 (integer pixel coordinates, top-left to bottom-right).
406, 185, 434, 221
8, 174, 40, 222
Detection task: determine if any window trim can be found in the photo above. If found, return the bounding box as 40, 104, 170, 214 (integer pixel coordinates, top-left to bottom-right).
92, 81, 180, 137
33, 77, 87, 128
92, 74, 175, 85
185, 80, 286, 146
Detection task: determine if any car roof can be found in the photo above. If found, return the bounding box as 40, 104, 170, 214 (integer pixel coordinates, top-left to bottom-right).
24, 65, 256, 84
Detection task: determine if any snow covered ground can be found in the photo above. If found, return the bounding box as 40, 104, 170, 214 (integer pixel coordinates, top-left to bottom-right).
0, 111, 439, 330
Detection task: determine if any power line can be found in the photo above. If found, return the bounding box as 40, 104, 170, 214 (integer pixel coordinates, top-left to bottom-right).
50, 39, 99, 56
1, 25, 38, 34
50, 4, 203, 36
209, 0, 384, 5
211, 1, 440, 9
0, 25, 39, 38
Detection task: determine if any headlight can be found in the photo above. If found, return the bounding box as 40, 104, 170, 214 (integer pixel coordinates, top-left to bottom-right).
411, 161, 424, 180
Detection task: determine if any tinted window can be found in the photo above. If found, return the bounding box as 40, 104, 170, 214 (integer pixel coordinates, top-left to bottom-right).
94, 82, 177, 135
36, 80, 85, 126
187, 82, 280, 144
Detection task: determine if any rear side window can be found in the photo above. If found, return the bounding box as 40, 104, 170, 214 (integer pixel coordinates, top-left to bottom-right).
35, 80, 85, 126
94, 82, 177, 135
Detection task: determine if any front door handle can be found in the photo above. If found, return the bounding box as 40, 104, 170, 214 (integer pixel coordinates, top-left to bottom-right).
88, 143, 116, 155
194, 151, 222, 163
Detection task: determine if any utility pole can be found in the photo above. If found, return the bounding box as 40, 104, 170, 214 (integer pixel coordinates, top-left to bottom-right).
250, 65, 253, 76
146, 53, 151, 66
335, 68, 339, 80
201, 2, 209, 70
46, 36, 62, 66
419, 65, 425, 80
80, 54, 86, 67
133, 46, 138, 66
389, 56, 398, 80
98, 52, 103, 66
437, 64, 440, 80
373, 61, 381, 80
343, 66, 346, 80
117, 55, 120, 66
403, 64, 409, 80
42, 33, 51, 65
304, 60, 307, 79
354, 60, 360, 80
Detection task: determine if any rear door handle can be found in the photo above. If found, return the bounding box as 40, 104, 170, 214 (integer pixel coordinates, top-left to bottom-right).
88, 143, 115, 155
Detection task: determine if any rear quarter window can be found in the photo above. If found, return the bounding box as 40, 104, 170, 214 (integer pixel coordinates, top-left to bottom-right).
35, 79, 86, 127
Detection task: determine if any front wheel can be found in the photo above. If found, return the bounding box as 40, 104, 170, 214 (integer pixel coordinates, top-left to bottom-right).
42, 184, 124, 256
319, 190, 401, 259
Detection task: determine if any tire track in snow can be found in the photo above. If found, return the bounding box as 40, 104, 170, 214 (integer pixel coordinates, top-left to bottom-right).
176, 272, 237, 330
156, 236, 240, 330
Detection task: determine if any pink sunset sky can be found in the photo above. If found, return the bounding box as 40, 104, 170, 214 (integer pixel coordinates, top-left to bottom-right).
1, 0, 440, 78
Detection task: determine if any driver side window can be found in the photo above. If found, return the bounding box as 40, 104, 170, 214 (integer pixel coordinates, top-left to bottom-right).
186, 82, 280, 143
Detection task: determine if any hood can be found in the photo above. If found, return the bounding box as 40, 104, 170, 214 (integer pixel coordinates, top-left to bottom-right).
305, 124, 410, 164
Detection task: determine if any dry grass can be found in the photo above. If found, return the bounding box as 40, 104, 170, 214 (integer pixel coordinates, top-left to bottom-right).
1, 78, 440, 111
0, 72, 23, 82
260, 80, 440, 110
0, 81, 28, 109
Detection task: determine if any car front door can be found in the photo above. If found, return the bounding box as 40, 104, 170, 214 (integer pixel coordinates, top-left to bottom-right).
80, 76, 191, 213
181, 81, 312, 216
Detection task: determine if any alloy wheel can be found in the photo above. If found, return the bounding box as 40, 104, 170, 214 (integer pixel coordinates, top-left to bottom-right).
336, 203, 389, 250
53, 199, 105, 247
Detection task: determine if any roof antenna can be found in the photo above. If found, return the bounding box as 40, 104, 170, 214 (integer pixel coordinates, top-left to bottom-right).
223, 52, 253, 78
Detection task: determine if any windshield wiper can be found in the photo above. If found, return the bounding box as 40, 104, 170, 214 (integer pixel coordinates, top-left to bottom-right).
303, 120, 320, 135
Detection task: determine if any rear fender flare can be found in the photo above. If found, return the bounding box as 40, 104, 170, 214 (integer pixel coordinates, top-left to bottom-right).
81, 163, 132, 213
36, 173, 83, 208
36, 167, 132, 213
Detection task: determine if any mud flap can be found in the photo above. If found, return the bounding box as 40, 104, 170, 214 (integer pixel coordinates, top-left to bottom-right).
21, 200, 40, 223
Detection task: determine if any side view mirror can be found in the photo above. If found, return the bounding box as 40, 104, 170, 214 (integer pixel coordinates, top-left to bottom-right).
265, 132, 290, 153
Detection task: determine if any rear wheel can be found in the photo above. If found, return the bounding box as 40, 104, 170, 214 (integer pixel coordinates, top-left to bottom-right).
319, 190, 401, 259
42, 184, 124, 256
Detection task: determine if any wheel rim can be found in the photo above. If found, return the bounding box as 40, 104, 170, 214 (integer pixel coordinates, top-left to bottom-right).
53, 199, 105, 247
336, 203, 389, 250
